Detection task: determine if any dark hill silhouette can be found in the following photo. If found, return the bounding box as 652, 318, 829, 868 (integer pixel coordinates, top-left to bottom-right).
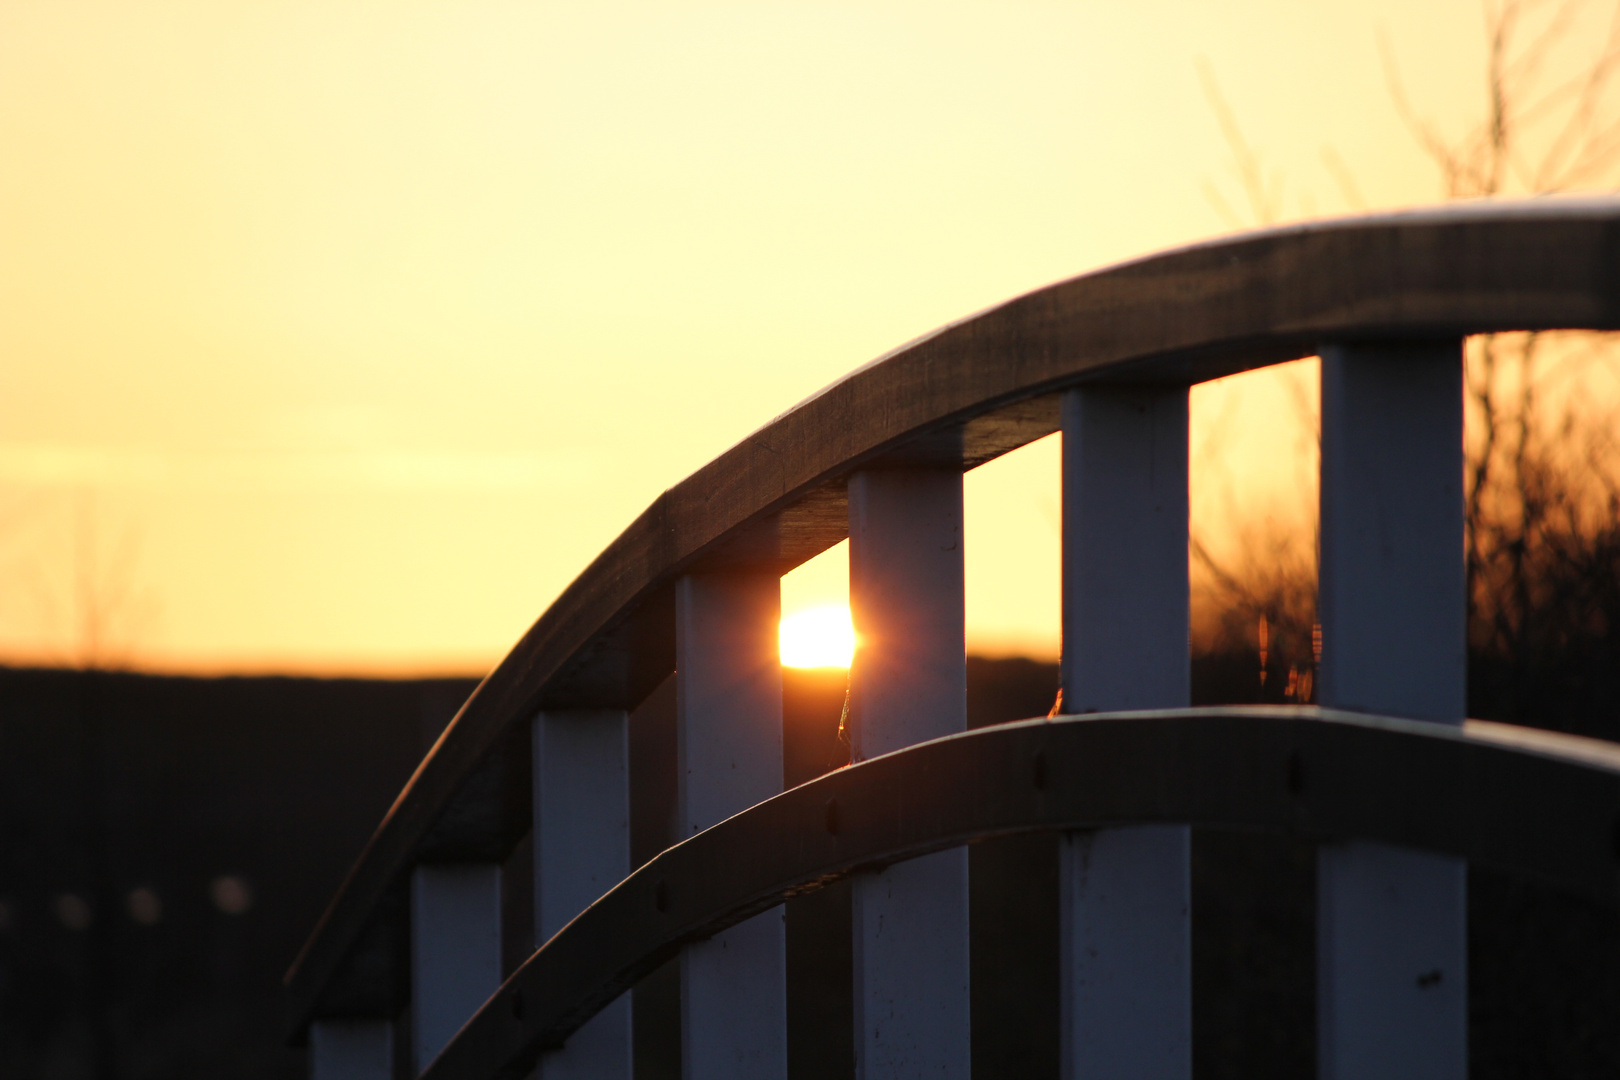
0, 667, 475, 1080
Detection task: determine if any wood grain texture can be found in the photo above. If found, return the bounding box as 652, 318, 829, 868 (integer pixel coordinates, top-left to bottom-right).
285, 200, 1620, 1034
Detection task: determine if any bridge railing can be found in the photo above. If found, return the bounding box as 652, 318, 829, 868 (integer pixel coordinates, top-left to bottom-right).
286, 199, 1620, 1080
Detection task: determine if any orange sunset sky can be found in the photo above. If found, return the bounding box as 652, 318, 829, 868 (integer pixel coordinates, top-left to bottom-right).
1, 0, 1592, 675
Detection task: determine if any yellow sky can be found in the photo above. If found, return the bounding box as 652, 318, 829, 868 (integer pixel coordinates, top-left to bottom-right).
0, 0, 1526, 673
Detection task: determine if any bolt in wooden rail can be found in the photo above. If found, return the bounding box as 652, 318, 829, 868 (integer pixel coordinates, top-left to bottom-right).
288, 200, 1620, 1079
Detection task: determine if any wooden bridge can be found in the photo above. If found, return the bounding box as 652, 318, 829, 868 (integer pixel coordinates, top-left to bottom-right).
285, 201, 1620, 1079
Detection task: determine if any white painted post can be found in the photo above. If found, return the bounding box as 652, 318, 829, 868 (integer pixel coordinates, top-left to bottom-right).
533, 709, 632, 1080
1058, 386, 1191, 1080
675, 571, 788, 1080
1317, 341, 1467, 1080
310, 1019, 392, 1080
846, 468, 970, 1080
410, 864, 502, 1074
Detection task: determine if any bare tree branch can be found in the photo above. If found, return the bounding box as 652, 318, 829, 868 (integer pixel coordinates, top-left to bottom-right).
1320, 146, 1369, 210
1197, 58, 1282, 224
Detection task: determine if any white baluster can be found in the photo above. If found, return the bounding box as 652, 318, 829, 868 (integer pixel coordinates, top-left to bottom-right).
310, 1019, 392, 1080
410, 863, 502, 1074
1317, 341, 1467, 1080
847, 467, 970, 1080
1059, 386, 1191, 1080
676, 571, 788, 1080
533, 709, 632, 1079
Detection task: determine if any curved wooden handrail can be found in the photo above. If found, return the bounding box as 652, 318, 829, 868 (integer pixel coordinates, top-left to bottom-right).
285, 198, 1620, 1032
417, 707, 1620, 1080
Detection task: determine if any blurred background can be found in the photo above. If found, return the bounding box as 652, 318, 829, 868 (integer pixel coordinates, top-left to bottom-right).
4, 0, 1619, 1076
13, 0, 1607, 675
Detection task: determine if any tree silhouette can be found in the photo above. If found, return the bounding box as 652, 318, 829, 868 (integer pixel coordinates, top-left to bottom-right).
1195, 0, 1620, 738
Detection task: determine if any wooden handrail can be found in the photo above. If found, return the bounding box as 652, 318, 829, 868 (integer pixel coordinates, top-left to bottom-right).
285, 198, 1620, 1038
418, 708, 1620, 1079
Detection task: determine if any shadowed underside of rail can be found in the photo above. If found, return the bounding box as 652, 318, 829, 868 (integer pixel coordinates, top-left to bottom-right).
285, 199, 1620, 1079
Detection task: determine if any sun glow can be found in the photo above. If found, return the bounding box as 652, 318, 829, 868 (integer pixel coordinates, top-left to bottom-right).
779, 605, 856, 668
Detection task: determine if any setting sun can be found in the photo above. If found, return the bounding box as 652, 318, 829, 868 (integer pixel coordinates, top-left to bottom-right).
779, 605, 856, 668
